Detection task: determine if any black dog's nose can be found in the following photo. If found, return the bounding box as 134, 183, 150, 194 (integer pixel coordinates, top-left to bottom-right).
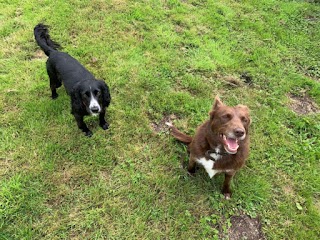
91, 106, 99, 113
234, 128, 245, 138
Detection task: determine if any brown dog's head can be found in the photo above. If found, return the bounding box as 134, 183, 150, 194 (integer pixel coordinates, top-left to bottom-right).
209, 96, 251, 154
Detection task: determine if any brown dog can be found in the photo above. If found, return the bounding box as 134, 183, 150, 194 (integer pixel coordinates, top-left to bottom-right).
167, 96, 251, 199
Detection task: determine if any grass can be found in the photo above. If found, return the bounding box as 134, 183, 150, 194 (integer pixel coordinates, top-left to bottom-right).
1, 0, 319, 239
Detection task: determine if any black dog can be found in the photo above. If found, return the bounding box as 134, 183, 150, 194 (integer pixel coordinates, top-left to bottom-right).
34, 24, 111, 136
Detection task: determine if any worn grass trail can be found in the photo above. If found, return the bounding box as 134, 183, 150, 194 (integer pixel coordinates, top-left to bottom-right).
1, 0, 319, 239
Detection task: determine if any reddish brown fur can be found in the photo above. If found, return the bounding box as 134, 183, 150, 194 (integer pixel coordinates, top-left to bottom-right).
168, 96, 251, 198
169, 125, 192, 144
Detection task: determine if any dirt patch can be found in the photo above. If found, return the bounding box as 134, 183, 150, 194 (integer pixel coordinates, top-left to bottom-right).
240, 72, 254, 86
288, 94, 319, 115
175, 25, 184, 33
283, 185, 295, 196
32, 49, 46, 59
0, 157, 12, 177
229, 215, 265, 240
221, 75, 244, 87
218, 73, 254, 87
151, 114, 178, 133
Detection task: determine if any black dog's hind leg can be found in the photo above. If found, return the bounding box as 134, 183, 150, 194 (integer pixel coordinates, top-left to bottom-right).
74, 113, 92, 137
46, 61, 61, 99
99, 110, 109, 130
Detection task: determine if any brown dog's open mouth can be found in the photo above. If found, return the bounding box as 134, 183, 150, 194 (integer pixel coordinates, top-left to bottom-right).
222, 134, 239, 154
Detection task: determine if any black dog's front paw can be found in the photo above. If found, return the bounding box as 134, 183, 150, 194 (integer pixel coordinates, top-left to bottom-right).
100, 122, 109, 130
51, 93, 59, 99
85, 130, 93, 137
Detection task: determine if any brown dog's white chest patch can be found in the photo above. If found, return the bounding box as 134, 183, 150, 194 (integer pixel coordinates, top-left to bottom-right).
197, 146, 234, 178
196, 157, 234, 178
196, 158, 220, 178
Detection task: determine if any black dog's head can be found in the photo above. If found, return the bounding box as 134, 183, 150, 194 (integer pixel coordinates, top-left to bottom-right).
71, 80, 111, 115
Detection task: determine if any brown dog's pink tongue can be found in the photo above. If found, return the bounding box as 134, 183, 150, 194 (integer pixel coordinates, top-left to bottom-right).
226, 138, 239, 150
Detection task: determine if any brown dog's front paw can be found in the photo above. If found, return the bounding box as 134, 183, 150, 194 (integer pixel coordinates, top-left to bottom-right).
222, 186, 232, 199
223, 193, 231, 200
187, 165, 196, 174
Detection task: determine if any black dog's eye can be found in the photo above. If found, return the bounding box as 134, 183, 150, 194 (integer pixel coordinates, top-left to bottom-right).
94, 90, 101, 96
82, 91, 90, 98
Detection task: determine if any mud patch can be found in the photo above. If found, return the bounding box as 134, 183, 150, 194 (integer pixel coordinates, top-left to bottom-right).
288, 94, 319, 115
151, 114, 177, 133
229, 215, 265, 240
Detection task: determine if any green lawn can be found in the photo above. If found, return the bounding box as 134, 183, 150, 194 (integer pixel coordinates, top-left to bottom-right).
1, 0, 319, 239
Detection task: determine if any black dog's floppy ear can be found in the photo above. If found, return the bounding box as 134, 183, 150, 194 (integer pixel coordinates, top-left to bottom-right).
98, 80, 111, 107
70, 82, 85, 113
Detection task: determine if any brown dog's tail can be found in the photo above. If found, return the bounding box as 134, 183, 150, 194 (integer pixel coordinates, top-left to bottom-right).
166, 122, 192, 144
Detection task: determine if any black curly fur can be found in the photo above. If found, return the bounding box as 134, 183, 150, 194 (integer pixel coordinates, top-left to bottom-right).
98, 80, 111, 108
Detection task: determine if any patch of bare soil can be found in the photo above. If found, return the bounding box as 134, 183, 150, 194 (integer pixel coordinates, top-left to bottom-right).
229, 215, 265, 240
221, 75, 244, 87
151, 114, 178, 133
32, 49, 46, 59
288, 94, 319, 115
219, 72, 254, 87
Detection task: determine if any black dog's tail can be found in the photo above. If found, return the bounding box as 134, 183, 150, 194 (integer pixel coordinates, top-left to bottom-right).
34, 24, 61, 56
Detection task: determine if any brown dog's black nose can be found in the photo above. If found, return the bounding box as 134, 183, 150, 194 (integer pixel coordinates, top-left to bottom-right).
234, 128, 245, 138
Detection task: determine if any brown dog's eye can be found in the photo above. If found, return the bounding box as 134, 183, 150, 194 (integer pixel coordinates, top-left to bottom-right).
241, 116, 248, 123
222, 114, 232, 121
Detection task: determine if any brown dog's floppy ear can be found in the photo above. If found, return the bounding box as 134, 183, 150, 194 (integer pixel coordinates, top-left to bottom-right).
209, 96, 224, 119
